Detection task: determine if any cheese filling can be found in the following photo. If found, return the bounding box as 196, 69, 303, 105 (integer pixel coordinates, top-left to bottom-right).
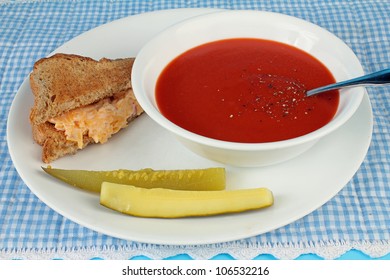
49, 91, 142, 149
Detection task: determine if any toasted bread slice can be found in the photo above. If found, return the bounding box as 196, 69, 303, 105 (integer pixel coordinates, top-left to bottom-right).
32, 121, 95, 163
30, 53, 135, 125
29, 54, 143, 163
32, 89, 143, 163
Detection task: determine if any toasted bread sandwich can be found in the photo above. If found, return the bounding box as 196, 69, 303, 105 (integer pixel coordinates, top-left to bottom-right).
29, 53, 143, 163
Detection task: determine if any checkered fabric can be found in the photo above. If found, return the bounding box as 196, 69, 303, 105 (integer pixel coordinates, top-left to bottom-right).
0, 0, 389, 260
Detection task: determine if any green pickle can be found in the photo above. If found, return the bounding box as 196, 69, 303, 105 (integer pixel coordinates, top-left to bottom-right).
42, 166, 226, 192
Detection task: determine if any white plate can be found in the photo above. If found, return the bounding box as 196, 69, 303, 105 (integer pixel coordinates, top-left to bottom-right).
7, 9, 373, 245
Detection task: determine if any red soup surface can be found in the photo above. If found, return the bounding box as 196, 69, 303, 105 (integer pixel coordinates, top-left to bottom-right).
156, 38, 339, 143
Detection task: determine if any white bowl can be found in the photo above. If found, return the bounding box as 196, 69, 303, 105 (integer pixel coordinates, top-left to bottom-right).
131, 10, 365, 167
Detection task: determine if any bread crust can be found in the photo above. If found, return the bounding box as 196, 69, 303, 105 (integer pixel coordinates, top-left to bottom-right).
29, 54, 142, 163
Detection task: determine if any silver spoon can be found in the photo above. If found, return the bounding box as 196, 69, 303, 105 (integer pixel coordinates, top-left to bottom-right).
306, 68, 390, 97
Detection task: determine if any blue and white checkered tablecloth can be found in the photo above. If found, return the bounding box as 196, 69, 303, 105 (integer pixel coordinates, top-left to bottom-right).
0, 0, 389, 260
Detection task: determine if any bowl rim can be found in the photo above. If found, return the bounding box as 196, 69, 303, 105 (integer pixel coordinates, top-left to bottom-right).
132, 10, 365, 151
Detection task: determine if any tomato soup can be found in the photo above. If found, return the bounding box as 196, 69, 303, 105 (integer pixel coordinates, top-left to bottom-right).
156, 39, 339, 143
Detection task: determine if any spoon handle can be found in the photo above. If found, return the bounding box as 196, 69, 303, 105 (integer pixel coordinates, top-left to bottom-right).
306, 68, 390, 96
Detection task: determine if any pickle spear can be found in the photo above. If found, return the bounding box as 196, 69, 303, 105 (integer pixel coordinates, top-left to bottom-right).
100, 182, 273, 218
42, 166, 225, 192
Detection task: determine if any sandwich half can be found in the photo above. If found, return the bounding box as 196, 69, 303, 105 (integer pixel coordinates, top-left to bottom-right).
29, 53, 143, 163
